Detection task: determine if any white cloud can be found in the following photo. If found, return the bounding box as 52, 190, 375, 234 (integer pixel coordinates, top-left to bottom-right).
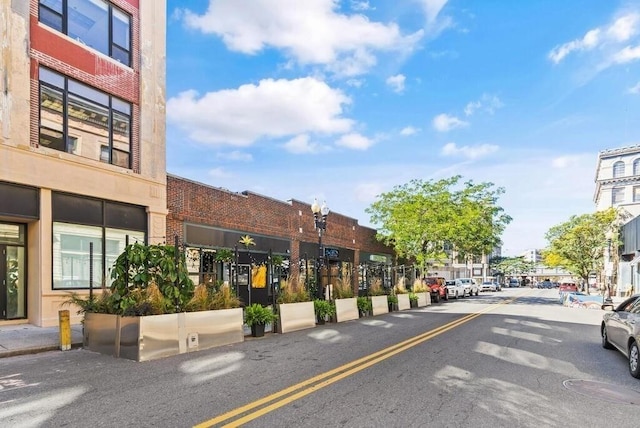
420, 0, 448, 24
551, 155, 583, 168
432, 113, 469, 132
166, 77, 353, 146
346, 78, 365, 88
612, 44, 640, 64
350, 1, 374, 11
417, 0, 453, 36
354, 181, 384, 203
400, 126, 419, 136
628, 82, 640, 94
208, 167, 232, 178
548, 12, 640, 64
283, 134, 325, 154
182, 0, 423, 76
386, 74, 406, 93
441, 142, 498, 159
464, 94, 504, 116
217, 151, 253, 162
336, 133, 374, 150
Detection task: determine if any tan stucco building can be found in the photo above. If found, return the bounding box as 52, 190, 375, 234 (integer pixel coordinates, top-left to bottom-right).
0, 0, 167, 327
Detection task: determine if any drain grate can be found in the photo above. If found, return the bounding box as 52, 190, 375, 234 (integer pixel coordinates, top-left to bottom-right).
563, 379, 640, 405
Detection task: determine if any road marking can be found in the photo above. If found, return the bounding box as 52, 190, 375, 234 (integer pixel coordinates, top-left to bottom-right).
194, 293, 524, 428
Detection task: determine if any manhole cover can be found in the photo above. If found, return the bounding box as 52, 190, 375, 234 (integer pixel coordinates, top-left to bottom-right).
563, 379, 640, 405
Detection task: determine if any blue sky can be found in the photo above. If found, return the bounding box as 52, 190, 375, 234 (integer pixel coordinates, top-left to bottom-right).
165, 0, 640, 257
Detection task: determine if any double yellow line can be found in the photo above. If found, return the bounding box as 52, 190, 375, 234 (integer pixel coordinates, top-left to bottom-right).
195, 295, 520, 427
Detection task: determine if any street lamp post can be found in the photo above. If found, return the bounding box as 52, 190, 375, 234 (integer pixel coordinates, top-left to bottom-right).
311, 199, 329, 299
604, 229, 615, 305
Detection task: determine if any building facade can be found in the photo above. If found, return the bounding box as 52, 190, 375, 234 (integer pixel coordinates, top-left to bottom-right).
0, 0, 167, 327
166, 175, 395, 305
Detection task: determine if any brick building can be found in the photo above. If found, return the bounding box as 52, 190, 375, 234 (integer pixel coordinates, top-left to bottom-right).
167, 175, 394, 305
0, 0, 167, 327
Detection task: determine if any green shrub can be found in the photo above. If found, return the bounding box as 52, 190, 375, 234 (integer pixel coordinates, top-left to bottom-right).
244, 303, 277, 326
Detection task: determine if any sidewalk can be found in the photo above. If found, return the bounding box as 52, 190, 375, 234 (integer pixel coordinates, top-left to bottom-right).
0, 323, 84, 359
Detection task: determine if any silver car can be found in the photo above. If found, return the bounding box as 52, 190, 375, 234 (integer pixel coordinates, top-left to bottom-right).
601, 294, 640, 378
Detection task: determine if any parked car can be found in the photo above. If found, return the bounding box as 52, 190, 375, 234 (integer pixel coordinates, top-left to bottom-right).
446, 279, 466, 299
458, 278, 479, 296
480, 281, 497, 292
538, 279, 553, 289
423, 277, 448, 303
508, 278, 520, 288
494, 281, 502, 291
559, 282, 578, 293
601, 294, 640, 378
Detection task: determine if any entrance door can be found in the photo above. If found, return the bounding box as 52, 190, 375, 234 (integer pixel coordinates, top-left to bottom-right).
1, 244, 26, 320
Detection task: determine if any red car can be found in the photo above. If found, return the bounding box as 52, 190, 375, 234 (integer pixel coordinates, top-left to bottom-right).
558, 282, 578, 293
423, 277, 448, 303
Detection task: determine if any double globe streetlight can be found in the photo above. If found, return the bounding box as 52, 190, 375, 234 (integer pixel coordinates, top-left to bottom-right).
311, 199, 329, 299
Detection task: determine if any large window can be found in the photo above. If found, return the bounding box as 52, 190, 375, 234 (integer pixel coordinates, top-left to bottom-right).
52, 192, 147, 290
53, 223, 144, 289
634, 159, 640, 176
612, 187, 625, 204
39, 67, 132, 169
613, 161, 625, 178
38, 0, 132, 67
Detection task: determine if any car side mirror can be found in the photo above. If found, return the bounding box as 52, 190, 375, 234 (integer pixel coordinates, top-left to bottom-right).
602, 304, 614, 311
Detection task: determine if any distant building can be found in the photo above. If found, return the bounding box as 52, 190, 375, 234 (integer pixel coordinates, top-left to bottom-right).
519, 249, 542, 263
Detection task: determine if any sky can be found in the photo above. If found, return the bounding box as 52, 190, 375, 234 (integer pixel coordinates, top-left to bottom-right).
164, 0, 640, 257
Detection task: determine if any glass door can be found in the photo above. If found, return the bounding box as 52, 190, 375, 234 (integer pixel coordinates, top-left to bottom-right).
0, 223, 26, 320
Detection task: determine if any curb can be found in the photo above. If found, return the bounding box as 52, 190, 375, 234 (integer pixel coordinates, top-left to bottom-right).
0, 342, 83, 359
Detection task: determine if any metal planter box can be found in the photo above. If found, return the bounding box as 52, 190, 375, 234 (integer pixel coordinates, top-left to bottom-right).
370, 295, 389, 316
278, 301, 316, 334
83, 308, 244, 362
416, 291, 430, 307
397, 294, 411, 311
335, 297, 358, 322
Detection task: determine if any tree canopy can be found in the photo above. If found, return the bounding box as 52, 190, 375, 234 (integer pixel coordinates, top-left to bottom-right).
542, 208, 618, 289
489, 256, 535, 278
365, 175, 512, 270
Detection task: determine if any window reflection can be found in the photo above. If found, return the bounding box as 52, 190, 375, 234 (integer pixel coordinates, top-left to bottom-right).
38, 0, 131, 67
39, 67, 132, 169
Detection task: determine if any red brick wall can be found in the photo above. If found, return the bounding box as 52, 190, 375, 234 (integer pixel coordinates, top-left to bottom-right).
29, 0, 141, 172
167, 175, 394, 264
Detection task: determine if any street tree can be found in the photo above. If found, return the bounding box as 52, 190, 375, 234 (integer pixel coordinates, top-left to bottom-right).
366, 175, 511, 275
543, 208, 617, 294
490, 256, 536, 281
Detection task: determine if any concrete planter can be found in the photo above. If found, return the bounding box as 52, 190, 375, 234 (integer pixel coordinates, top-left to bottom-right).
415, 291, 430, 307
278, 301, 316, 334
370, 295, 389, 316
397, 294, 411, 311
334, 297, 358, 323
83, 308, 244, 362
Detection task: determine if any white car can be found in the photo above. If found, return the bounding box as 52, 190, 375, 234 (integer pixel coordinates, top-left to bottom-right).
480, 281, 497, 292
458, 278, 479, 296
445, 280, 466, 299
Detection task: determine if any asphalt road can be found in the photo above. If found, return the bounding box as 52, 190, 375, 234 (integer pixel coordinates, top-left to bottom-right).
1, 288, 639, 428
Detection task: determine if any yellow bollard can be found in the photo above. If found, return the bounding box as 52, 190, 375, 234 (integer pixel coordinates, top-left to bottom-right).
59, 310, 71, 351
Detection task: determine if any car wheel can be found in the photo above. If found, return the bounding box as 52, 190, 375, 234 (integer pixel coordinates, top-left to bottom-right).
475, 290, 479, 296
434, 294, 440, 303
630, 342, 640, 379
601, 325, 614, 350
454, 292, 458, 299
444, 293, 448, 301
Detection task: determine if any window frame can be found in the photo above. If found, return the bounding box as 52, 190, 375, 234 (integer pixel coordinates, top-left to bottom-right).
38, 66, 132, 169
38, 0, 132, 67
612, 187, 625, 204
613, 161, 625, 178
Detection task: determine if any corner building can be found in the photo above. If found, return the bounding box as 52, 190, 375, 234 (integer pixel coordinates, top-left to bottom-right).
0, 0, 167, 327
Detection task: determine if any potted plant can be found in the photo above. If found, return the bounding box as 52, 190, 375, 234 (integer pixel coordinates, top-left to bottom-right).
387, 294, 398, 312
357, 296, 372, 318
409, 292, 418, 308
244, 303, 277, 337
313, 299, 336, 325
